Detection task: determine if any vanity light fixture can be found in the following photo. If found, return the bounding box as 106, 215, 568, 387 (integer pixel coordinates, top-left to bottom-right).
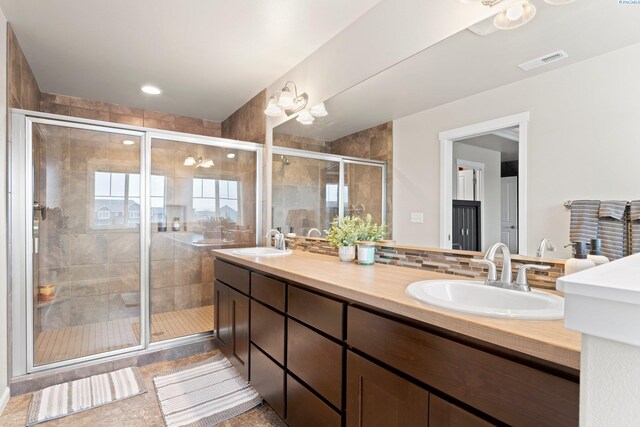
183, 156, 213, 168
141, 85, 162, 95
122, 139, 135, 145
263, 81, 326, 120
494, 0, 536, 30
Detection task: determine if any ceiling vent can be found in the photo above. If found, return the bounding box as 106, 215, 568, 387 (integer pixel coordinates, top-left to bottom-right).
518, 50, 568, 71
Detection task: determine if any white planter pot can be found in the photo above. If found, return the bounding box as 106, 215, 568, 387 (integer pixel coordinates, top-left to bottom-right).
338, 246, 356, 262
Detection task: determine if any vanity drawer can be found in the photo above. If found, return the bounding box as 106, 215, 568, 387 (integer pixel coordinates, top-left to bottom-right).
287, 318, 343, 409
288, 285, 344, 340
347, 306, 579, 427
251, 272, 286, 312
214, 259, 250, 294
287, 374, 341, 427
430, 395, 495, 427
250, 344, 285, 419
250, 300, 285, 365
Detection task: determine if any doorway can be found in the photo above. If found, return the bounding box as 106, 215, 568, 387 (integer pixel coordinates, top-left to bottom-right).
439, 112, 528, 254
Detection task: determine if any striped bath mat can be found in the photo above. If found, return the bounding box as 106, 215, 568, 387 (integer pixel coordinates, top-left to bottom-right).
26, 367, 146, 426
153, 353, 261, 427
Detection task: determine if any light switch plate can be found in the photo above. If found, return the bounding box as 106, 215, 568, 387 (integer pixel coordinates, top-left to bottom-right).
411, 212, 424, 224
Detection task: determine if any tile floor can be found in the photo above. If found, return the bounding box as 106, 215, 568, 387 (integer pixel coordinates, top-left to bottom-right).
0, 350, 285, 427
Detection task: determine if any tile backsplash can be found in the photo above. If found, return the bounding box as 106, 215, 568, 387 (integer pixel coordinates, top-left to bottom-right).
288, 237, 564, 290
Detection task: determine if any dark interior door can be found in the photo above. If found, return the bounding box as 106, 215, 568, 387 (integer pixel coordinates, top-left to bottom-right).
452, 200, 481, 251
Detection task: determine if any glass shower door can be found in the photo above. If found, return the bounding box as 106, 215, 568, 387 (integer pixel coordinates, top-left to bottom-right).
31, 121, 143, 366
343, 160, 385, 225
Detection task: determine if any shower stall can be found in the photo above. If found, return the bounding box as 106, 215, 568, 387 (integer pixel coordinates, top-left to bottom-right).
10, 110, 262, 375
271, 147, 386, 235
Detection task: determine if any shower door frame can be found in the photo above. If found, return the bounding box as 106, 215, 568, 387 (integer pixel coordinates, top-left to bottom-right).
271, 146, 387, 227
11, 109, 264, 375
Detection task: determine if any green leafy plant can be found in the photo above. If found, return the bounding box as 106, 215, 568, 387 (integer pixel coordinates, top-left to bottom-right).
356, 214, 386, 242
324, 216, 360, 247
325, 214, 386, 247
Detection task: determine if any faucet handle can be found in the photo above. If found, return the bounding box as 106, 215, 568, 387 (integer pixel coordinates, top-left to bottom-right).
516, 264, 551, 287
471, 259, 498, 281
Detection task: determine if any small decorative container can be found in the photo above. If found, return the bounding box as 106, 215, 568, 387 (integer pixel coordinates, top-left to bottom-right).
38, 284, 55, 302
338, 245, 356, 262
357, 242, 376, 265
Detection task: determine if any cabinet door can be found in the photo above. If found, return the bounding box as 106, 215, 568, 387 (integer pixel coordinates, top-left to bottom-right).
429, 395, 495, 427
346, 351, 429, 427
214, 280, 231, 348
228, 286, 250, 380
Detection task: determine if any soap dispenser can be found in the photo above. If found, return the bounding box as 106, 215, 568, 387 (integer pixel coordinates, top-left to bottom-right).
564, 242, 596, 275
587, 238, 609, 266
286, 226, 296, 238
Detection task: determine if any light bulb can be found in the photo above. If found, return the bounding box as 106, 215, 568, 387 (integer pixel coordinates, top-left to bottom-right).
506, 4, 524, 21
277, 88, 295, 109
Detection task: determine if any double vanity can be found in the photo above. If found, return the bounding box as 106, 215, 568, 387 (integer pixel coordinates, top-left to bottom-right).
212, 249, 580, 426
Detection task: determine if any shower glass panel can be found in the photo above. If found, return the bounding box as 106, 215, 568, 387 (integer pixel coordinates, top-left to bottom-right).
32, 123, 142, 366
150, 138, 257, 342
271, 154, 340, 236
344, 161, 385, 224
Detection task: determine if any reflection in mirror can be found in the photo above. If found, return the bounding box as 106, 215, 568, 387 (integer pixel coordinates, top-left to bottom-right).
275, 1, 640, 260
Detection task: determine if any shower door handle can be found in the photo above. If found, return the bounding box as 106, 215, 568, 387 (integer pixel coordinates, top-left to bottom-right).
34, 237, 39, 254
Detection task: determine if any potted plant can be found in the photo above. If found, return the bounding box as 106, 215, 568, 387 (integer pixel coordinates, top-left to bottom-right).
356, 214, 386, 265
325, 216, 360, 262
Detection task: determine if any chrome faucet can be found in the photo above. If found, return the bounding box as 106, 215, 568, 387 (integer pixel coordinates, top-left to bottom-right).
266, 229, 286, 251
472, 242, 549, 292
536, 238, 556, 258
306, 228, 322, 237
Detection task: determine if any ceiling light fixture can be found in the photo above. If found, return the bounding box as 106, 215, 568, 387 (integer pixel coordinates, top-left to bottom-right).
122, 139, 135, 145
141, 85, 161, 95
263, 81, 327, 121
494, 0, 536, 30
296, 110, 315, 126
226, 153, 236, 159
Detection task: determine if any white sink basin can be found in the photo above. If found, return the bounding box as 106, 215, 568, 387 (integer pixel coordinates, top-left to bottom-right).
405, 280, 564, 320
232, 247, 292, 257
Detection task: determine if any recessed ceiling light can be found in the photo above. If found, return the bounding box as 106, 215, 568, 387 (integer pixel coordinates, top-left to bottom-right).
141, 85, 161, 95
122, 139, 135, 145
226, 153, 236, 159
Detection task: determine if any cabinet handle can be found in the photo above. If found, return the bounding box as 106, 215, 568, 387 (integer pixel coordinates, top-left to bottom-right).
466, 228, 469, 236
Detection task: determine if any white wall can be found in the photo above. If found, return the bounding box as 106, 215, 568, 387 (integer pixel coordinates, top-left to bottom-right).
393, 42, 640, 257
0, 8, 9, 416
580, 335, 640, 426
453, 143, 501, 252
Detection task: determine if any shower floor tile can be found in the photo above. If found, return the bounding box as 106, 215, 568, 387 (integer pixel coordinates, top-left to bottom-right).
35, 305, 213, 366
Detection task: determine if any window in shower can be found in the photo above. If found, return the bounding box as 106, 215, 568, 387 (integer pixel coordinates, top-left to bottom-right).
192, 178, 240, 221
92, 172, 141, 228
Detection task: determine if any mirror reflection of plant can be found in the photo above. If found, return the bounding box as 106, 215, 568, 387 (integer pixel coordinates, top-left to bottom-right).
356, 214, 386, 242
324, 214, 386, 247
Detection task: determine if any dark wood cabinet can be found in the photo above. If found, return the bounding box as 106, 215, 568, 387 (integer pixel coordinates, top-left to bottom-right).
214, 280, 249, 380
287, 374, 342, 427
250, 300, 285, 365
346, 351, 429, 427
429, 395, 495, 427
287, 318, 343, 409
213, 257, 578, 427
250, 344, 285, 419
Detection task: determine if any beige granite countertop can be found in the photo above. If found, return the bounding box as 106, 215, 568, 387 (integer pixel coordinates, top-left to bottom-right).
213, 249, 581, 370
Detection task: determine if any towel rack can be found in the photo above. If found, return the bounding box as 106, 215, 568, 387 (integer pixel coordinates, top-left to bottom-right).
564, 200, 632, 209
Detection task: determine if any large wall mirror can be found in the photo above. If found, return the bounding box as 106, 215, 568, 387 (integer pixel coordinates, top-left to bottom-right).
271, 1, 640, 260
